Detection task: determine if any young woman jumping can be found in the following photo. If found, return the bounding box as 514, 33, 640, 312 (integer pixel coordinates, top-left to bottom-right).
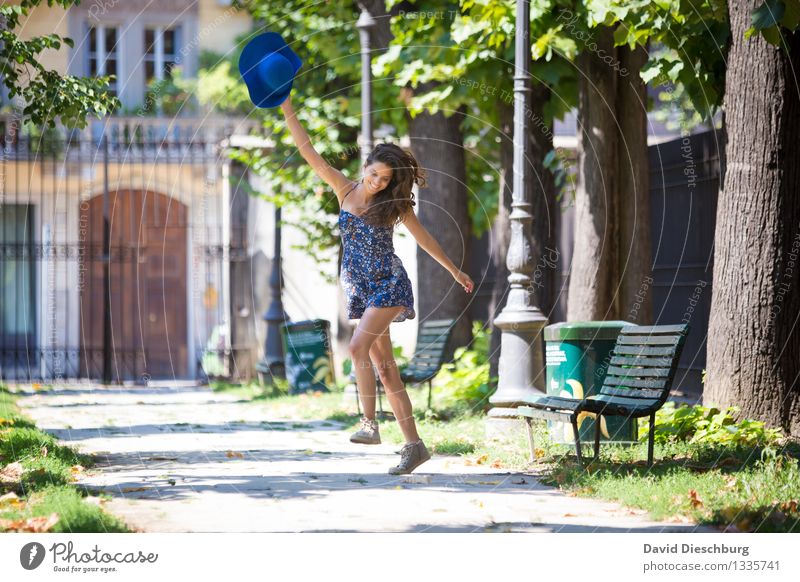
280, 95, 474, 474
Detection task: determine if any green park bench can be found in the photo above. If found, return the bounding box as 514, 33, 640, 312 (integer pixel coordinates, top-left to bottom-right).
351, 318, 457, 413
518, 323, 689, 468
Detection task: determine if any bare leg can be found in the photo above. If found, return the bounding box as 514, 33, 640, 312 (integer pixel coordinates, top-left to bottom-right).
370, 330, 420, 443
349, 306, 404, 420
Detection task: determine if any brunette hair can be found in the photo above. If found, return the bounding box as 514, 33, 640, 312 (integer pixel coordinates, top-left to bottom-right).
360, 142, 426, 227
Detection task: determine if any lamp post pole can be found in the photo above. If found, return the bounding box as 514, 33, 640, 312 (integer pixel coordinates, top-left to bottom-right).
356, 8, 376, 163
261, 201, 287, 379
489, 0, 547, 419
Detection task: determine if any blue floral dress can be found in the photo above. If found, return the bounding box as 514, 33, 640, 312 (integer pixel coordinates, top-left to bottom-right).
339, 182, 416, 322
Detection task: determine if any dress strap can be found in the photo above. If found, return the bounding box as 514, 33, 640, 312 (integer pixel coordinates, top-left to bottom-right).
342, 181, 359, 200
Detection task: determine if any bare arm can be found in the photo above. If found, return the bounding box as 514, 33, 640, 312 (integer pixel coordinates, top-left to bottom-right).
279, 95, 352, 203
401, 209, 475, 293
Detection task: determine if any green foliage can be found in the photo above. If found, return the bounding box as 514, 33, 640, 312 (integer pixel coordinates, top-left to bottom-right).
435, 321, 495, 410
142, 67, 198, 116
0, 0, 120, 128
746, 0, 800, 45
585, 0, 729, 122
640, 402, 784, 447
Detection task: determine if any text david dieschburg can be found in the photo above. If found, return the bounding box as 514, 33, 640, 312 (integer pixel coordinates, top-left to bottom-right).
644, 543, 749, 557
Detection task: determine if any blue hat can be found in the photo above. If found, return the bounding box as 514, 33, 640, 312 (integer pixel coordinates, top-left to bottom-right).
239, 32, 302, 108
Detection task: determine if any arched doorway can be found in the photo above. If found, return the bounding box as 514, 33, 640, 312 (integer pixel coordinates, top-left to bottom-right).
78, 190, 188, 381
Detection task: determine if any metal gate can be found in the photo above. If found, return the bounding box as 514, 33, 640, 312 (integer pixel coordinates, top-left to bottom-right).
0, 114, 256, 383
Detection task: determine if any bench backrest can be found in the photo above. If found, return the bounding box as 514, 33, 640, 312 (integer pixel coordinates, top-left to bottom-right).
600, 324, 690, 402
405, 319, 456, 377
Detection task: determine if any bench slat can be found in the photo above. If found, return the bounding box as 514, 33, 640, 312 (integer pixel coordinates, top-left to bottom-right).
600, 386, 664, 399
606, 365, 670, 378
617, 335, 681, 346
517, 406, 575, 423
614, 345, 677, 357
604, 375, 669, 389
621, 324, 687, 334
609, 355, 673, 368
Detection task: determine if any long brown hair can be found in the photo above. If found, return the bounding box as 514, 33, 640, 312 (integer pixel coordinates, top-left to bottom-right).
360, 143, 426, 227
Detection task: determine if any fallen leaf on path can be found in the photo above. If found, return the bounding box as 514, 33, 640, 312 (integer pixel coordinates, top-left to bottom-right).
665, 514, 693, 524
225, 451, 244, 459
490, 460, 503, 469
0, 512, 59, 533
562, 513, 577, 518
146, 456, 178, 461
121, 487, 148, 493
0, 462, 24, 483
688, 489, 704, 509
780, 500, 798, 513
0, 492, 22, 507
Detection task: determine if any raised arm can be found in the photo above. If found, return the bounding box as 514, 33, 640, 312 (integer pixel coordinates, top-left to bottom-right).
401, 209, 475, 293
279, 95, 352, 203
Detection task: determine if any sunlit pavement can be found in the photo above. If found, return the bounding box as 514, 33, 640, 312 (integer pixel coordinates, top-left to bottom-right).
15, 383, 716, 533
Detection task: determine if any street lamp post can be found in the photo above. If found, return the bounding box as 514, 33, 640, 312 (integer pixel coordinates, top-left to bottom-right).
489, 0, 548, 420
356, 7, 376, 163
261, 202, 287, 379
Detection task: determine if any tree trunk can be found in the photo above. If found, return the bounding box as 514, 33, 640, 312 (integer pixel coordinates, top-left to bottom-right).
407, 102, 472, 350
615, 43, 652, 324
528, 83, 557, 318
705, 0, 800, 434
488, 99, 514, 384
567, 26, 619, 321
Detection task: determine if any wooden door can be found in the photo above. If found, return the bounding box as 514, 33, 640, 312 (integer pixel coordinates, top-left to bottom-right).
79, 190, 188, 380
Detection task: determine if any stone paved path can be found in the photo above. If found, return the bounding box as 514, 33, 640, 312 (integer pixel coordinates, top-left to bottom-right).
15, 383, 715, 533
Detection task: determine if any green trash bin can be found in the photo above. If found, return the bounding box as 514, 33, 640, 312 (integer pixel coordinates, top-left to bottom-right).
280, 319, 336, 394
544, 321, 638, 444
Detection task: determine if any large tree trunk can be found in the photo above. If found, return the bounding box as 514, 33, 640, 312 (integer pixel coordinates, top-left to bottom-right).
407, 102, 472, 350
615, 44, 652, 324
528, 83, 557, 318
568, 27, 619, 320
568, 29, 652, 324
705, 0, 800, 434
488, 99, 514, 384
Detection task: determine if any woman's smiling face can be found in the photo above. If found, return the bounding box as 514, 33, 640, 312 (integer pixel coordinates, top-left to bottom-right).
363, 162, 393, 195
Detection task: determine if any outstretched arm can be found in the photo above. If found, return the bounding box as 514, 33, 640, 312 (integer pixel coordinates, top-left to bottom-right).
279, 95, 352, 202
402, 209, 475, 293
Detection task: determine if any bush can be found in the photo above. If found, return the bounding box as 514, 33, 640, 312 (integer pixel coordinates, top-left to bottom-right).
640, 402, 783, 447
435, 321, 495, 411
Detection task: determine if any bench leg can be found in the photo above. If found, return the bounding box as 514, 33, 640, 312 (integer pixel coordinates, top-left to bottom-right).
571, 416, 583, 468
427, 380, 432, 410
525, 418, 536, 464
647, 411, 656, 467
593, 415, 601, 461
